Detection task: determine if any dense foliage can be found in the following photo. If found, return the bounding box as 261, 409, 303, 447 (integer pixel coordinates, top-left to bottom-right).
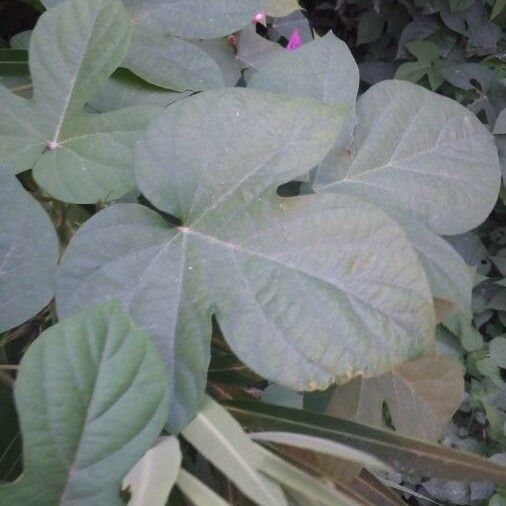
0, 0, 505, 505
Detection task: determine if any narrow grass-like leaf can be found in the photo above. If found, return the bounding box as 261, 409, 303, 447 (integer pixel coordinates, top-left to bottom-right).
224, 401, 506, 483
123, 437, 181, 506
251, 432, 390, 471
176, 469, 230, 506
182, 396, 287, 506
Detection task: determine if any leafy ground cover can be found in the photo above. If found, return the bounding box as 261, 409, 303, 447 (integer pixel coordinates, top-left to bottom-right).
0, 0, 505, 505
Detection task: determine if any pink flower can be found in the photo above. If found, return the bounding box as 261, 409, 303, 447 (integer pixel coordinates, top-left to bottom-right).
286, 29, 302, 51
252, 10, 266, 24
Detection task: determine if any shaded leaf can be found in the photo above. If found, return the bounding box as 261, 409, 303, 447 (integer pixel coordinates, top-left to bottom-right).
123, 29, 224, 92
0, 302, 169, 505
0, 172, 58, 333
327, 355, 465, 441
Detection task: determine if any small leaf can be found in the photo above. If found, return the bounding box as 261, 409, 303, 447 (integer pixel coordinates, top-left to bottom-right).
123, 437, 181, 506
357, 9, 386, 45
0, 302, 169, 505
489, 336, 506, 368
0, 172, 58, 333
182, 396, 287, 506
406, 40, 440, 63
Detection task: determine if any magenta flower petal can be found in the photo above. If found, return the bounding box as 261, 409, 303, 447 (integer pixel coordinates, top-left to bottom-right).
287, 29, 302, 51
252, 10, 266, 24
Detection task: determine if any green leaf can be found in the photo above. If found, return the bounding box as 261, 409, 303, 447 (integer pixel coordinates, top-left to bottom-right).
326, 355, 465, 441
125, 0, 267, 39
0, 49, 29, 75
494, 109, 506, 135
489, 336, 506, 368
122, 29, 225, 92
176, 469, 230, 506
0, 302, 169, 505
0, 172, 58, 333
249, 33, 359, 107
401, 222, 472, 316
491, 0, 506, 20
123, 437, 181, 506
0, 0, 158, 203
182, 396, 287, 506
357, 9, 386, 45
224, 400, 506, 483
266, 0, 300, 17
448, 0, 474, 11
394, 61, 430, 84
315, 80, 501, 236
251, 431, 390, 471
406, 40, 440, 63
58, 88, 435, 430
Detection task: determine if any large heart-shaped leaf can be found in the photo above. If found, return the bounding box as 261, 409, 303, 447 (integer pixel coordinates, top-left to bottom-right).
315, 80, 501, 236
0, 302, 169, 505
0, 172, 58, 333
0, 0, 158, 203
57, 88, 435, 432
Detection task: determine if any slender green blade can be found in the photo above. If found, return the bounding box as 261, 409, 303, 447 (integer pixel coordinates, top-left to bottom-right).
224, 401, 506, 484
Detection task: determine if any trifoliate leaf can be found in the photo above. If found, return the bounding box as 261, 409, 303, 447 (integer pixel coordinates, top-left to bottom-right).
57, 88, 435, 432
0, 302, 169, 506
